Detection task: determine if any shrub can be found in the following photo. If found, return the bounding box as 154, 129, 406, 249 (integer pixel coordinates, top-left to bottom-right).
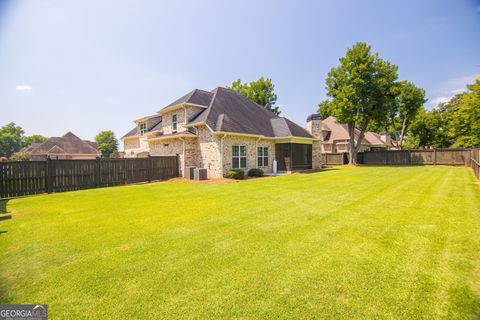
247, 168, 264, 177
226, 169, 245, 179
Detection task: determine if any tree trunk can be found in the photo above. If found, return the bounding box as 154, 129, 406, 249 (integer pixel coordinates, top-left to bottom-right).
347, 123, 356, 165
398, 116, 408, 150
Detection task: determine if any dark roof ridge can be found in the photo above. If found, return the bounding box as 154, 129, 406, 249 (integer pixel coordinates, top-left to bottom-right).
200, 87, 220, 129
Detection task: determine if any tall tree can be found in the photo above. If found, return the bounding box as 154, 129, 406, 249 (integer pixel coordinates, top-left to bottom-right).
439, 77, 480, 148
227, 77, 281, 115
0, 123, 24, 158
387, 81, 426, 149
404, 108, 450, 149
95, 130, 118, 158
319, 42, 398, 164
22, 134, 47, 148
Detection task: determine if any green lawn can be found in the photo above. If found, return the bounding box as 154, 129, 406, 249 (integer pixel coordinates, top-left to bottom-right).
1, 166, 480, 319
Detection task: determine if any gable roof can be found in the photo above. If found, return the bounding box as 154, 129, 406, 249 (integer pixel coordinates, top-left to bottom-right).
164, 89, 214, 109
321, 116, 386, 146
26, 132, 99, 155
122, 115, 162, 139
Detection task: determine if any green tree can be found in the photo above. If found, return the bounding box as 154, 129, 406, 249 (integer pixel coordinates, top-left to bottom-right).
0, 123, 24, 158
22, 134, 47, 148
404, 108, 450, 149
319, 42, 398, 164
95, 130, 118, 158
439, 77, 480, 148
227, 77, 281, 115
387, 81, 427, 149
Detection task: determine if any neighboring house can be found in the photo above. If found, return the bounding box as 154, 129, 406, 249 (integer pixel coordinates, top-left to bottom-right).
317, 115, 390, 153
122, 87, 323, 178
22, 132, 100, 160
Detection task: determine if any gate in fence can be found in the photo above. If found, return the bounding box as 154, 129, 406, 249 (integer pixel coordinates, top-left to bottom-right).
0, 156, 179, 199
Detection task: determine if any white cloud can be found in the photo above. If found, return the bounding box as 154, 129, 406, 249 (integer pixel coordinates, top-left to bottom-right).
426, 74, 479, 108
451, 88, 465, 94
15, 84, 33, 91
430, 96, 451, 106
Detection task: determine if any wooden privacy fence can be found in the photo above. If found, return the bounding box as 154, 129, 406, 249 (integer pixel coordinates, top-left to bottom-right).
361, 149, 474, 166
0, 156, 179, 199
471, 149, 480, 180
322, 153, 346, 165
322, 148, 480, 180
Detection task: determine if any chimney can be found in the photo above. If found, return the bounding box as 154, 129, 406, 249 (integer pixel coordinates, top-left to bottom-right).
380, 132, 391, 145
306, 114, 322, 139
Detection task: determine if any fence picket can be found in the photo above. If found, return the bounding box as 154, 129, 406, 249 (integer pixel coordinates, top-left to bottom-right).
0, 156, 178, 199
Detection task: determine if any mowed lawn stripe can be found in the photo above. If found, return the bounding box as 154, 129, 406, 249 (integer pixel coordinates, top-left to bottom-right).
0, 166, 479, 319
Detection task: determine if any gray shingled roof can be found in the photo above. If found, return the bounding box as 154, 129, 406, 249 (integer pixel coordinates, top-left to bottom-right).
124, 87, 314, 139
122, 115, 162, 138
201, 87, 313, 138
27, 132, 99, 155
163, 89, 214, 109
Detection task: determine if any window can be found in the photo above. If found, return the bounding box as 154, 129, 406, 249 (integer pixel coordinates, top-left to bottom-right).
172, 114, 177, 131
257, 147, 269, 167
232, 145, 247, 169
139, 123, 147, 136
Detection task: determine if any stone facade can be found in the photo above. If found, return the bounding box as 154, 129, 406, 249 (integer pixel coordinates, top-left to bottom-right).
196, 126, 222, 178
221, 136, 276, 176
162, 106, 205, 135
312, 141, 322, 169
123, 136, 150, 158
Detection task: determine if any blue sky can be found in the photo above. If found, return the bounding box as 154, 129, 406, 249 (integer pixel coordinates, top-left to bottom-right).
0, 0, 479, 142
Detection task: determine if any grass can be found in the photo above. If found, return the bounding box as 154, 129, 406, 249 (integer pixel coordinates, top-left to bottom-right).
1, 166, 480, 319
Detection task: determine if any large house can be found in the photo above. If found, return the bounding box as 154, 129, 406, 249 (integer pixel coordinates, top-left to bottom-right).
122, 87, 322, 178
22, 132, 100, 160
318, 115, 390, 153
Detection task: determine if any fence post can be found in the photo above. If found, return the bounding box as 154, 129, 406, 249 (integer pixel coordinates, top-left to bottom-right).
433, 149, 437, 165
147, 155, 152, 183
124, 158, 127, 184
46, 157, 53, 194
95, 157, 101, 188
176, 154, 181, 177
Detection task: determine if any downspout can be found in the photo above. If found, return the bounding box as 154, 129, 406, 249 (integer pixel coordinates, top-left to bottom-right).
255, 137, 261, 168
180, 137, 185, 177
220, 134, 227, 177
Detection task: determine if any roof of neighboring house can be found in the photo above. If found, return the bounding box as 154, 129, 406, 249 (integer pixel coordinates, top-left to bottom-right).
320, 116, 386, 146
25, 132, 99, 155
122, 115, 162, 139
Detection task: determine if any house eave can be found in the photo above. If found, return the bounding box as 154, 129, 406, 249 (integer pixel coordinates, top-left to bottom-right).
158, 103, 208, 115
212, 131, 320, 142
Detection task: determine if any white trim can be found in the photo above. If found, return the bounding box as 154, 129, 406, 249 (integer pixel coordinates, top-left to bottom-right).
122, 135, 139, 141
158, 103, 208, 114
232, 144, 247, 169
147, 133, 197, 142
212, 131, 320, 142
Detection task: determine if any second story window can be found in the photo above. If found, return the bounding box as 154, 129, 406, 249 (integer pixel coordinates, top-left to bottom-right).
139, 123, 147, 136
172, 114, 177, 131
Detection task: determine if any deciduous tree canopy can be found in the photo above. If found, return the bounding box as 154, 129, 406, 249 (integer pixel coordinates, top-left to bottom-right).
95, 130, 118, 158
227, 77, 281, 115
